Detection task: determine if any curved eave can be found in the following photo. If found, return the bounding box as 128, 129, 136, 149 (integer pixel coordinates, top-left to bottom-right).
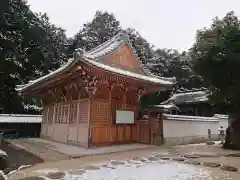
16, 56, 175, 94
16, 58, 78, 93
83, 57, 175, 87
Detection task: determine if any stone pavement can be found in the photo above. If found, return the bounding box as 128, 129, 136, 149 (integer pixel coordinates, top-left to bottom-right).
9, 145, 240, 180
7, 140, 240, 180
9, 138, 154, 159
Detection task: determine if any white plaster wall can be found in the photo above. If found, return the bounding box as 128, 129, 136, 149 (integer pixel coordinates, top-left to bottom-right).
219, 118, 229, 130
163, 119, 219, 138
163, 114, 229, 141
0, 114, 42, 123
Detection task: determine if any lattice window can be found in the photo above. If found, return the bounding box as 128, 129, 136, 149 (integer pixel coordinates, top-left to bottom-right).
55, 105, 61, 124
91, 101, 109, 123
79, 100, 89, 123
69, 103, 78, 124
60, 105, 69, 124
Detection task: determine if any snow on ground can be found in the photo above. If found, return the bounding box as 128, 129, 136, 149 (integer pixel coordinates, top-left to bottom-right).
32, 159, 212, 180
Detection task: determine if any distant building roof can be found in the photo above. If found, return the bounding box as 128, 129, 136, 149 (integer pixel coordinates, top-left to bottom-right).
161, 89, 208, 105
24, 105, 42, 111
0, 114, 42, 123
149, 104, 180, 111
163, 113, 219, 122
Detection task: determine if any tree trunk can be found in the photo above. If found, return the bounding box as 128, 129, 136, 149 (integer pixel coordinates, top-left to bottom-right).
223, 113, 240, 150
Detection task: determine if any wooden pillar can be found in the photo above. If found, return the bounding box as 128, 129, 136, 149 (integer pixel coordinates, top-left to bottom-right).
148, 110, 153, 144
67, 103, 71, 125
108, 84, 114, 124
85, 86, 97, 148
52, 104, 56, 125
136, 88, 145, 143
87, 98, 91, 148
123, 87, 128, 109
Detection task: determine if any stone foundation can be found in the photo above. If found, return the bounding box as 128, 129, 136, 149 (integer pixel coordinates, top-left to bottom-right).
42, 136, 88, 148
164, 134, 219, 146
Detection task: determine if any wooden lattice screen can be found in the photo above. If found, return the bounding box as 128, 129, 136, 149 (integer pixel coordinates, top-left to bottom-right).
55, 104, 69, 124
78, 100, 89, 123
91, 100, 110, 124
69, 103, 78, 124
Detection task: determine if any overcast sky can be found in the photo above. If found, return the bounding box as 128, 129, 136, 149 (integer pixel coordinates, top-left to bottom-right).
27, 0, 240, 51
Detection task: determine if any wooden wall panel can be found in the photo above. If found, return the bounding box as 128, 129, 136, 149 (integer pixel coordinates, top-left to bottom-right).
125, 126, 132, 141
117, 126, 124, 141
91, 125, 108, 144
131, 126, 137, 141
67, 126, 78, 142
90, 97, 138, 146
137, 121, 150, 143
107, 126, 117, 142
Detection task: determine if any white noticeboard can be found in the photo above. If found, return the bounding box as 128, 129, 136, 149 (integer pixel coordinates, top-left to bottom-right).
116, 110, 134, 124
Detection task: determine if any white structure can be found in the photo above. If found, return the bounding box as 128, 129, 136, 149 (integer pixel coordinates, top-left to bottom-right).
163, 114, 229, 145
0, 114, 42, 123
162, 90, 208, 105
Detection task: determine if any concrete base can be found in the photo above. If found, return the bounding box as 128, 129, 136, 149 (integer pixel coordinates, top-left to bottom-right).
164, 134, 219, 146
153, 135, 163, 146
18, 138, 153, 158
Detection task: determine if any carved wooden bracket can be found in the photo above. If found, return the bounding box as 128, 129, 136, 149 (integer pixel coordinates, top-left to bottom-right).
81, 74, 98, 97
137, 88, 146, 101
85, 86, 97, 97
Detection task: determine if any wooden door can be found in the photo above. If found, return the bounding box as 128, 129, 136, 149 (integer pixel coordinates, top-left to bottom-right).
137, 120, 150, 143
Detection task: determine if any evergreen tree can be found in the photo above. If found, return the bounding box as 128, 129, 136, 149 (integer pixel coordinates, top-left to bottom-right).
126, 28, 154, 64
0, 0, 67, 113
67, 11, 122, 56
67, 11, 155, 64
190, 12, 240, 149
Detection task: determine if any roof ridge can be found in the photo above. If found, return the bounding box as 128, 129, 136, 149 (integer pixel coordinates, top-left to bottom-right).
86, 31, 127, 55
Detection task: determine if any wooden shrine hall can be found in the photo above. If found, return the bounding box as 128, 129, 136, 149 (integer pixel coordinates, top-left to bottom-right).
16, 32, 175, 148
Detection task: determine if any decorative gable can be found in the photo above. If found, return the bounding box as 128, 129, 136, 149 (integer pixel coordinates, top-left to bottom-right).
99, 44, 146, 75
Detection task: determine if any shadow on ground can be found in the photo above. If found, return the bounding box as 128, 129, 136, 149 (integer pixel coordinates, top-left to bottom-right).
1, 140, 43, 171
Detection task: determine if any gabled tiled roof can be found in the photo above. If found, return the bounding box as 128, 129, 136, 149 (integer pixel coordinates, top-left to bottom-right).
16, 32, 175, 92
161, 89, 208, 105
85, 32, 157, 76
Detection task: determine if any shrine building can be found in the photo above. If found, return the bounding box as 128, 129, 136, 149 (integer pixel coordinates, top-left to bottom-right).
16, 32, 175, 148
